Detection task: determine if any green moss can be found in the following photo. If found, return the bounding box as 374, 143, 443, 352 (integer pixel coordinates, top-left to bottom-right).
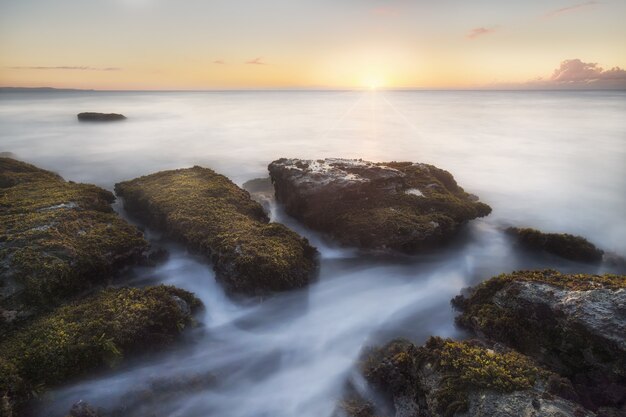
360, 337, 547, 417
506, 227, 604, 263
115, 166, 318, 296
0, 285, 201, 413
420, 337, 546, 415
1, 158, 149, 328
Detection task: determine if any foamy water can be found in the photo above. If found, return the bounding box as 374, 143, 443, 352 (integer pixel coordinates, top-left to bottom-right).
1, 89, 624, 417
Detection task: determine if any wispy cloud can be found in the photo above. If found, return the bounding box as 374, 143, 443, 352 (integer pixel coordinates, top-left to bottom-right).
8, 66, 122, 71
213, 60, 225, 65
245, 57, 267, 65
544, 1, 600, 18
466, 27, 497, 40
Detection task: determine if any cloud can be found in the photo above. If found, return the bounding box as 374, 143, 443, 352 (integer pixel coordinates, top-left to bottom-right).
8, 66, 122, 71
213, 60, 225, 65
549, 59, 626, 84
245, 57, 267, 65
466, 27, 497, 39
544, 1, 599, 18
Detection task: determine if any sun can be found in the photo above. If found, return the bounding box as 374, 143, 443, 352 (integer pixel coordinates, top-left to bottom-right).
362, 75, 385, 90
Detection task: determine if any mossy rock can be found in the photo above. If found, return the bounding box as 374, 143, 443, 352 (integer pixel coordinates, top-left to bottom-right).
506, 227, 604, 263
0, 158, 149, 333
0, 285, 201, 416
453, 270, 626, 411
268, 158, 491, 253
115, 166, 319, 297
355, 337, 589, 417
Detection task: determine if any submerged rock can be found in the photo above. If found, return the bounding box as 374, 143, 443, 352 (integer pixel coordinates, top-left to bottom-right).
0, 285, 201, 416
242, 177, 275, 215
268, 158, 491, 253
115, 166, 319, 296
453, 270, 626, 412
66, 401, 102, 417
77, 112, 126, 121
506, 227, 604, 263
339, 337, 592, 417
0, 158, 149, 333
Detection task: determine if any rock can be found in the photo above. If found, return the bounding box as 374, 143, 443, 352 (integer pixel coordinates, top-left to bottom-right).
0, 158, 149, 334
77, 112, 126, 122
506, 227, 604, 263
242, 177, 274, 215
343, 337, 593, 417
66, 400, 101, 417
0, 285, 201, 415
268, 158, 491, 253
453, 270, 626, 412
115, 166, 319, 297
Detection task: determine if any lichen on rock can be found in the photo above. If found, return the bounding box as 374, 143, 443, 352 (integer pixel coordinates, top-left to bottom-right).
506, 227, 604, 263
268, 158, 491, 253
115, 166, 319, 296
0, 285, 201, 416
453, 270, 626, 411
0, 158, 149, 333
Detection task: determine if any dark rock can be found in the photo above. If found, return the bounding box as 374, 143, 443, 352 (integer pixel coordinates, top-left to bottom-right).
115, 166, 319, 297
0, 158, 149, 334
67, 400, 101, 417
342, 337, 593, 417
0, 285, 201, 415
77, 112, 126, 122
506, 227, 604, 263
453, 270, 626, 411
268, 158, 491, 253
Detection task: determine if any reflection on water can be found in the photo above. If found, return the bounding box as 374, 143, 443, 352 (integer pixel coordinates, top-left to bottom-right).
0, 90, 624, 416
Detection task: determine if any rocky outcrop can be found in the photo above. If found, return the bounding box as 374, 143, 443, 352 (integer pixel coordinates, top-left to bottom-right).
115, 167, 319, 296
338, 337, 593, 417
0, 158, 149, 334
268, 158, 491, 253
506, 227, 604, 263
0, 285, 201, 416
453, 270, 626, 412
77, 112, 126, 121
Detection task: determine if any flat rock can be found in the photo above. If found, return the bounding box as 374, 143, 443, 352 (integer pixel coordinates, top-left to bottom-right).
0, 158, 149, 333
0, 285, 201, 416
115, 166, 319, 297
337, 337, 593, 417
268, 158, 491, 253
77, 112, 126, 121
453, 270, 626, 412
506, 227, 604, 263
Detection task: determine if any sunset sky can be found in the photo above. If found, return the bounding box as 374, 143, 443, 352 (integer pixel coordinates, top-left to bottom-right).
1, 0, 625, 90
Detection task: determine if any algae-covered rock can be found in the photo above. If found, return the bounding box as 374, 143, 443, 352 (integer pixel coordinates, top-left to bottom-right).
77, 112, 126, 122
453, 270, 626, 412
115, 166, 318, 296
268, 158, 491, 253
0, 285, 201, 416
506, 227, 604, 263
0, 158, 149, 332
346, 337, 593, 417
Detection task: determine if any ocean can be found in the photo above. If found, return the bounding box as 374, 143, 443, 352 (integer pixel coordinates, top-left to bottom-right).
1, 89, 625, 416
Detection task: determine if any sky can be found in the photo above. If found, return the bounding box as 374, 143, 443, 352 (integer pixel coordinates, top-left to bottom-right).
1, 0, 625, 90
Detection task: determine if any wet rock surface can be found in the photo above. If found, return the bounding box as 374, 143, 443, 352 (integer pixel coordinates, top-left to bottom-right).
338, 337, 593, 417
0, 158, 149, 333
0, 285, 201, 417
77, 112, 126, 122
268, 158, 491, 253
115, 166, 319, 297
506, 227, 605, 263
453, 270, 626, 412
